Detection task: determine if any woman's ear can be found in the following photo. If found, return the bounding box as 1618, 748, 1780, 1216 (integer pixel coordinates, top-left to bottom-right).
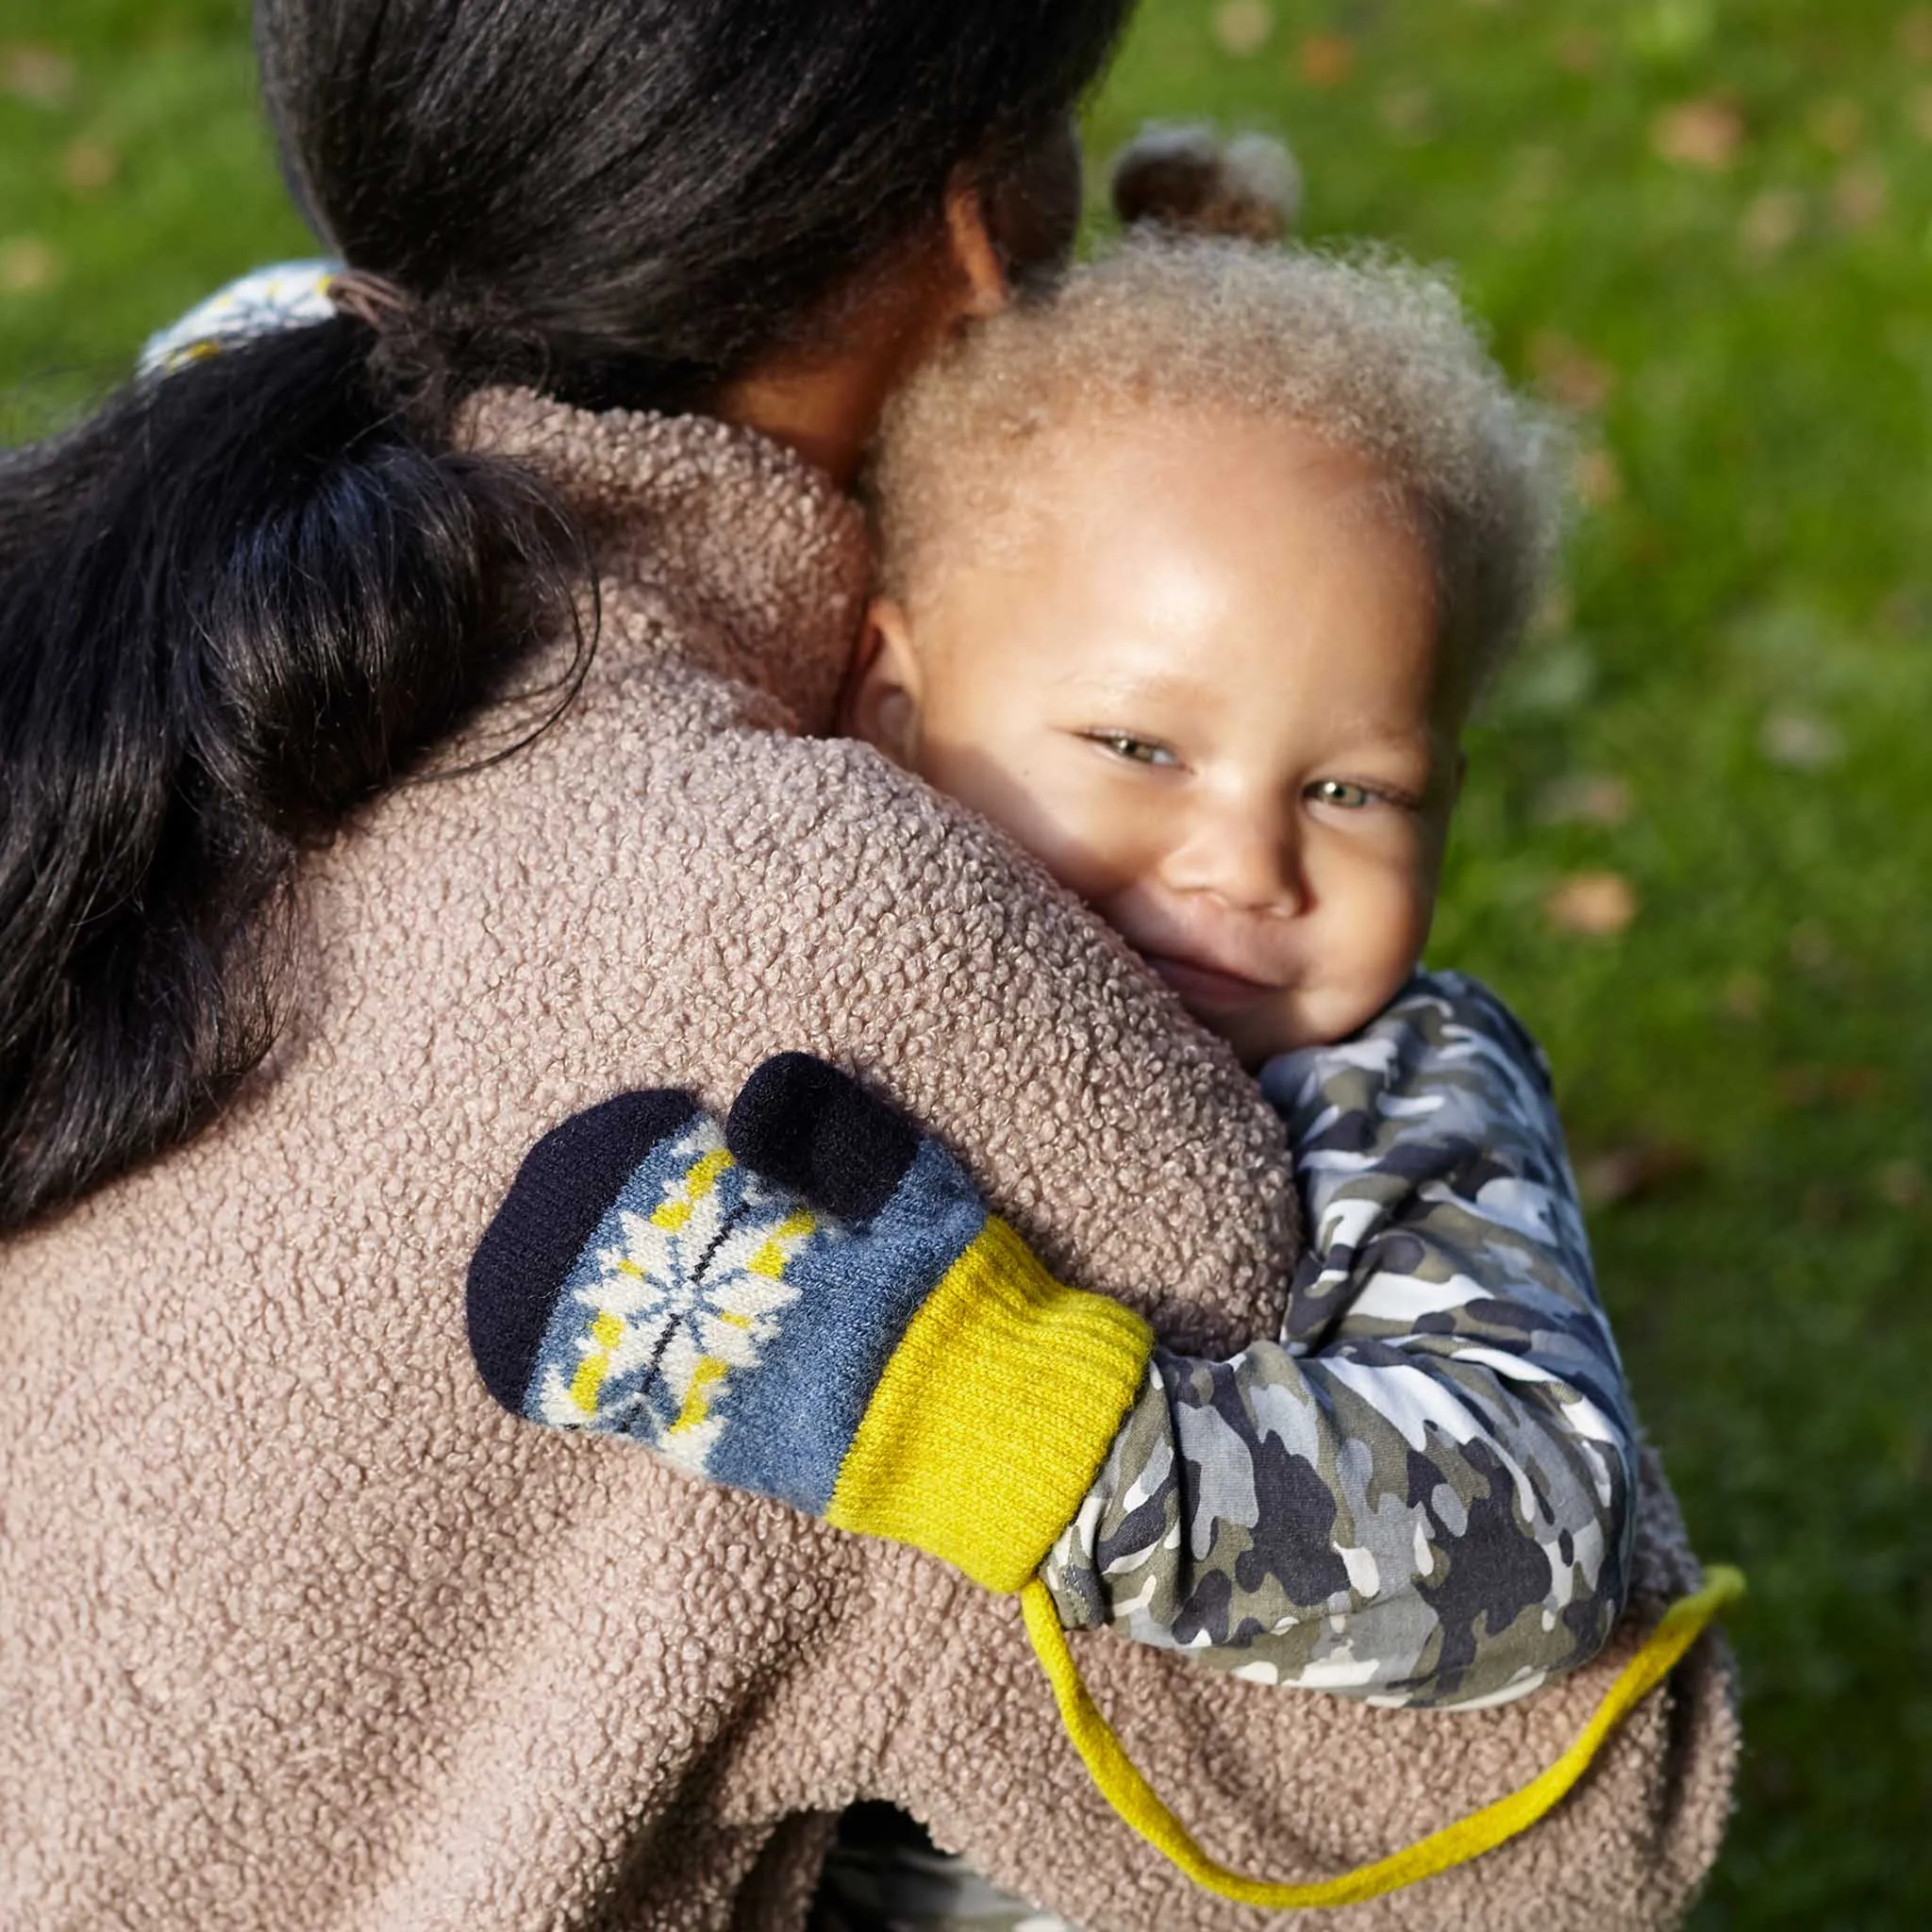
943, 176, 1011, 320
841, 599, 924, 765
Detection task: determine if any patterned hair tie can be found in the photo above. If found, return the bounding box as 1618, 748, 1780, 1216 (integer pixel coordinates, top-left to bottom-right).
137, 259, 347, 377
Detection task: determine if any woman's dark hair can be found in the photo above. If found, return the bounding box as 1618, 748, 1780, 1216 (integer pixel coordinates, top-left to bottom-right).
0, 0, 1135, 1230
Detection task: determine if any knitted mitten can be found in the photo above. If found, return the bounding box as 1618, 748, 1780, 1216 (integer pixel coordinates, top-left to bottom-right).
466, 1059, 1153, 1591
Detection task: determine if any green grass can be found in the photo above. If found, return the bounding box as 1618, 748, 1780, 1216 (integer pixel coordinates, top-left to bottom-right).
6, 0, 1929, 1921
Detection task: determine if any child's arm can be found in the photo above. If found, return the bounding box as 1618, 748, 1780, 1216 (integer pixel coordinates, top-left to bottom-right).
1038, 970, 1637, 1708
465, 974, 1634, 1711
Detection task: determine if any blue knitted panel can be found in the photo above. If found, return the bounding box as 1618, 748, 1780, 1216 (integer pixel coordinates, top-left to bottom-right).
519, 1123, 983, 1515
707, 1136, 986, 1511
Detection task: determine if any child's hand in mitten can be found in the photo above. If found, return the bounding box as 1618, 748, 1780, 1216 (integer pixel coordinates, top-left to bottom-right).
466, 1058, 1152, 1591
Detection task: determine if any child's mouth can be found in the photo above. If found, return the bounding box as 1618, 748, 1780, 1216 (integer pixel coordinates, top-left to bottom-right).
1139, 951, 1280, 1012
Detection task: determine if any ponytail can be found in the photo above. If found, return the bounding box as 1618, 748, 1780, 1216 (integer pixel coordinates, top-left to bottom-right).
0, 318, 585, 1227
1, 0, 1137, 1228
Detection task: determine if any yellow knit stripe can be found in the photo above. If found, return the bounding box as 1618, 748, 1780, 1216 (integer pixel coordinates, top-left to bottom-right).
567, 1310, 626, 1416
1020, 1563, 1746, 1909
827, 1217, 1154, 1593
665, 1357, 728, 1439
651, 1147, 735, 1231
748, 1208, 817, 1277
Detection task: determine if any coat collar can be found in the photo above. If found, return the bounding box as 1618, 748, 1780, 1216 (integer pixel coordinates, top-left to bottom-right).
459, 388, 872, 735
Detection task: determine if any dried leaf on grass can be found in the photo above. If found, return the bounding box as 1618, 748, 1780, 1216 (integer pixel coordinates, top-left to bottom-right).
61, 139, 118, 194
1652, 96, 1744, 171
1760, 711, 1843, 770
1832, 163, 1889, 231
1578, 1141, 1701, 1210
1544, 871, 1639, 936
1878, 1161, 1925, 1209
1377, 83, 1434, 141
1, 45, 75, 108
0, 239, 60, 295
1808, 98, 1864, 155
1556, 29, 1604, 76
1774, 1065, 1885, 1110
1574, 445, 1624, 508
1740, 189, 1804, 258
1536, 774, 1635, 826
1211, 1, 1274, 58
1297, 34, 1356, 90
1788, 921, 1835, 972
1528, 331, 1617, 413
1721, 970, 1767, 1022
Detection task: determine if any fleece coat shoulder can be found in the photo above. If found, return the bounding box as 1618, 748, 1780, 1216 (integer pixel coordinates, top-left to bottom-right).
0, 391, 1736, 1932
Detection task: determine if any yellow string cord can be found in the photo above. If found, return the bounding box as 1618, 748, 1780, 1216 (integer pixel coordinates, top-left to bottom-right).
1020, 1563, 1744, 1910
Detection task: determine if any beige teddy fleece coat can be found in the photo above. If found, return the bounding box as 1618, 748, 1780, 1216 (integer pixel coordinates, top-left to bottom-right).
0, 391, 1737, 1931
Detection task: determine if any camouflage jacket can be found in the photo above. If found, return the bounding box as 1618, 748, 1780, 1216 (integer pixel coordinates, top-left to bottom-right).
1040, 970, 1639, 1709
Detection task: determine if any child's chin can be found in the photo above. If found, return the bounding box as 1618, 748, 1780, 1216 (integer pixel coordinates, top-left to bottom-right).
1191, 1000, 1324, 1068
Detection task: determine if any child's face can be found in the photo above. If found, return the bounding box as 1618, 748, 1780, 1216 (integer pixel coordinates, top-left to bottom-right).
850, 409, 1467, 1064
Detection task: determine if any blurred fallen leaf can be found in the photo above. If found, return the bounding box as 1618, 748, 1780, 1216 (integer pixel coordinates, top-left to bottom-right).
1211, 0, 1274, 58
1808, 97, 1864, 154
1721, 970, 1767, 1021
61, 137, 118, 193
1788, 921, 1835, 972
1297, 33, 1356, 89
0, 238, 59, 295
1528, 330, 1616, 412
1901, 8, 1932, 60
1377, 82, 1434, 141
1916, 86, 1932, 143
1775, 1065, 1882, 1110
1879, 1161, 1925, 1209
1528, 584, 1574, 641
1510, 144, 1562, 204
1739, 188, 1804, 258
1652, 96, 1744, 170
1, 44, 75, 107
1574, 444, 1624, 508
1499, 637, 1595, 714
1760, 710, 1843, 770
1879, 588, 1926, 637
1801, 1184, 1846, 1225
1536, 773, 1634, 826
1578, 1141, 1700, 1210
1544, 871, 1639, 936
1832, 162, 1889, 230
1556, 28, 1604, 75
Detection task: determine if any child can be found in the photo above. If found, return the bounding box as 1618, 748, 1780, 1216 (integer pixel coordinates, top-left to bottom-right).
795, 186, 1619, 1932
462, 162, 1645, 1923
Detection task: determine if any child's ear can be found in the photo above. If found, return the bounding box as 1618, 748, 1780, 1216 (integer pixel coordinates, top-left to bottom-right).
841, 599, 924, 766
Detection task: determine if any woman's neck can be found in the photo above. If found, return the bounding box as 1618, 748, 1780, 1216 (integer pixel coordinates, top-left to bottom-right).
716, 198, 1007, 486
715, 356, 899, 490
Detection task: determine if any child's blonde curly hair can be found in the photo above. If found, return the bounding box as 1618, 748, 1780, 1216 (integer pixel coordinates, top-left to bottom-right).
869, 233, 1563, 691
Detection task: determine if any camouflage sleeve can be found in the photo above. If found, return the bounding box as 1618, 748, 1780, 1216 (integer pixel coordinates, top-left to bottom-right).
1038, 970, 1639, 1709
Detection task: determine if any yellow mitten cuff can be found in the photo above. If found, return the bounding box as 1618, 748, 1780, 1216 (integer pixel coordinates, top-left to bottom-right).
826, 1216, 1155, 1591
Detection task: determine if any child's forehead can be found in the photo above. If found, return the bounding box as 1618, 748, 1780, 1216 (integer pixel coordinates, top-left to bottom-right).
953, 405, 1423, 589
869, 240, 1555, 698
1013, 395, 1377, 481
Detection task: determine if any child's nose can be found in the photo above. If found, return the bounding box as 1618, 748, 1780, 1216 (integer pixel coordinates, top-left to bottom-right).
1167, 808, 1307, 917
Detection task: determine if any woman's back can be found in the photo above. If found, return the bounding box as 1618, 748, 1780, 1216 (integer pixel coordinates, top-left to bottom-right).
0, 396, 1309, 1926
2, 394, 1737, 1929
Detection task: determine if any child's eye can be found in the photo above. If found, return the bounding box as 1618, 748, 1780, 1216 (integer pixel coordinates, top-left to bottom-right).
1090, 731, 1179, 767
1307, 778, 1376, 809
